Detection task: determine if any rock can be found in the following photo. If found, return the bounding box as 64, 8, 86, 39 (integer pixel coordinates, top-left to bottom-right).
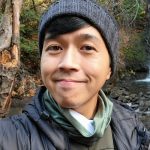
110, 92, 119, 99
122, 90, 129, 96
130, 94, 136, 99
144, 101, 150, 106
145, 94, 150, 98
124, 95, 130, 100
146, 91, 150, 95
104, 78, 150, 130
138, 92, 143, 97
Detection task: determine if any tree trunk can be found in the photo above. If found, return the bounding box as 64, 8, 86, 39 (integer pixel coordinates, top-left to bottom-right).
0, 0, 23, 117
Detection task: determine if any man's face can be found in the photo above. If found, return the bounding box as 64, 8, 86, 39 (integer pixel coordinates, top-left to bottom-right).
41, 25, 111, 118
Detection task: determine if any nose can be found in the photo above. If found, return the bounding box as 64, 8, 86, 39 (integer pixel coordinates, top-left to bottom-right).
58, 46, 80, 71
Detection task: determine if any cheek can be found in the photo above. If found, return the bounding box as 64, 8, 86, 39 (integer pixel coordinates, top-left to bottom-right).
40, 57, 52, 81
40, 56, 59, 84
84, 58, 111, 80
40, 62, 47, 84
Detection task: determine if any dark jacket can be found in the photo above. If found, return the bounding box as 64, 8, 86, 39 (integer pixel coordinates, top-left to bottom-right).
0, 87, 150, 150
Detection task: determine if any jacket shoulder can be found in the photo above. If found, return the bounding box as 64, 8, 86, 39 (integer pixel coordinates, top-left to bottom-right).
0, 114, 31, 149
111, 99, 150, 149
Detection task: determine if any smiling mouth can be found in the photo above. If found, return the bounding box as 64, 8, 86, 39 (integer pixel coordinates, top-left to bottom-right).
55, 79, 87, 88
55, 79, 87, 83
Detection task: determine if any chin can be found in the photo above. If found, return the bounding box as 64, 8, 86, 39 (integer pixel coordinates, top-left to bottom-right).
56, 98, 80, 109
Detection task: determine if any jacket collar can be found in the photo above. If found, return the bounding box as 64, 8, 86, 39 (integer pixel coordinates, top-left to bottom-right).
23, 86, 69, 150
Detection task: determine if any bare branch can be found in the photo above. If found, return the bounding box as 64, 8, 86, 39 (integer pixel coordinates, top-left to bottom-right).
12, 0, 23, 45
129, 0, 140, 25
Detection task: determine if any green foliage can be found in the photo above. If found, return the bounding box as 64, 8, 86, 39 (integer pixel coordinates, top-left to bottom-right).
20, 0, 51, 55
20, 9, 40, 34
121, 0, 145, 25
20, 37, 37, 53
124, 46, 146, 62
20, 1, 41, 55
123, 32, 146, 62
19, 0, 53, 72
97, 0, 146, 26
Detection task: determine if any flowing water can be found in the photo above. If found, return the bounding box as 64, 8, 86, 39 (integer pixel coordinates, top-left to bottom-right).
133, 80, 150, 94
133, 62, 150, 94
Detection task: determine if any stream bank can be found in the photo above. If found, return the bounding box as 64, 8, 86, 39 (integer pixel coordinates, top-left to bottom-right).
104, 73, 150, 130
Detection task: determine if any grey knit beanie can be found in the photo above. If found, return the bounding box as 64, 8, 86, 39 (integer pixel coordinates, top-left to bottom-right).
39, 0, 119, 75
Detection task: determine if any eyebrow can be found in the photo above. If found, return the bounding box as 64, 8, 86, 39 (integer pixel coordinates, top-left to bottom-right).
79, 34, 99, 41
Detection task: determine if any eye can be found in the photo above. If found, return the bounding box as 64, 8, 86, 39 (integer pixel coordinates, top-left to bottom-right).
45, 45, 63, 53
81, 45, 96, 52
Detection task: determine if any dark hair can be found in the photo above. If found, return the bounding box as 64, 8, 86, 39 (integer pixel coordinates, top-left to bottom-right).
44, 15, 90, 40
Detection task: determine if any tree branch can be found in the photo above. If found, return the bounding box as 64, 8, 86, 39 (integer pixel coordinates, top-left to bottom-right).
129, 0, 140, 25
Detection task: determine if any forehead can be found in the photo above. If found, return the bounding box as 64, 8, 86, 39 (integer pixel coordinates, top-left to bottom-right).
44, 25, 103, 42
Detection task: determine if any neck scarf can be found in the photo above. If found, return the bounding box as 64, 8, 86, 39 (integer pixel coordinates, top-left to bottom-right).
43, 89, 113, 139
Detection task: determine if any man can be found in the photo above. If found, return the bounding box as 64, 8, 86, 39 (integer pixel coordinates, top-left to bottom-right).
0, 0, 150, 149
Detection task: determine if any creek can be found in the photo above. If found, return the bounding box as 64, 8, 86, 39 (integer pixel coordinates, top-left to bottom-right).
132, 63, 150, 125
114, 63, 150, 130
130, 76, 150, 94
134, 61, 150, 93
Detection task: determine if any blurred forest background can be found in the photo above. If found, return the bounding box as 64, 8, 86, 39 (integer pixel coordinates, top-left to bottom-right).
0, 0, 150, 116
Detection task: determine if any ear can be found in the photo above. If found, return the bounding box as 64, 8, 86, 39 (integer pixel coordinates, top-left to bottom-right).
106, 67, 112, 80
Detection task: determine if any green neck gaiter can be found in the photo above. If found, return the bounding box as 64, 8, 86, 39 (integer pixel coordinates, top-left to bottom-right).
43, 89, 113, 139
